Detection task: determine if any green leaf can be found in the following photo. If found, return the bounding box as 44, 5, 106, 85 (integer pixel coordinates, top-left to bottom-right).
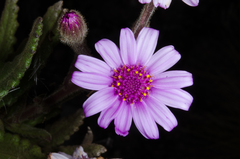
0, 0, 19, 61
44, 109, 85, 148
0, 1, 63, 108
0, 130, 45, 159
0, 17, 43, 101
0, 120, 4, 132
5, 123, 52, 141
32, 1, 63, 71
82, 143, 107, 157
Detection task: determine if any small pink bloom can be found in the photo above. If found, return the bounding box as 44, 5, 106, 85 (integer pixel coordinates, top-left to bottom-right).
138, 0, 199, 9
58, 9, 87, 45
71, 27, 193, 139
48, 146, 90, 159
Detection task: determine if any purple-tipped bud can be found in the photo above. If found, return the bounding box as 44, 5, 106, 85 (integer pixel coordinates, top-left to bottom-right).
58, 9, 87, 46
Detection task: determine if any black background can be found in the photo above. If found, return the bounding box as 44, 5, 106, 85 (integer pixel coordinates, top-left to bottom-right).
0, 0, 240, 158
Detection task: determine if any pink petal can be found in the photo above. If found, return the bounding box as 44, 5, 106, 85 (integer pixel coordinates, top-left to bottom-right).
151, 88, 193, 111
145, 95, 177, 131
132, 102, 159, 139
114, 102, 132, 136
138, 0, 151, 4
71, 71, 112, 90
48, 153, 71, 159
75, 55, 112, 76
120, 28, 137, 65
153, 70, 193, 89
95, 39, 122, 69
98, 99, 121, 129
146, 45, 181, 75
83, 87, 118, 117
136, 27, 159, 66
153, 0, 172, 9
58, 152, 73, 159
182, 0, 199, 6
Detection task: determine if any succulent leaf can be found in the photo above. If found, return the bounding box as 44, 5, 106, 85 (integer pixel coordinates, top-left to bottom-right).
0, 0, 19, 61
44, 109, 85, 148
32, 1, 63, 69
82, 143, 107, 157
0, 130, 45, 159
5, 123, 52, 141
0, 17, 43, 101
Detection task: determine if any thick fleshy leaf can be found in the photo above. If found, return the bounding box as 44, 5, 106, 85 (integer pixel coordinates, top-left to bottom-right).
151, 88, 193, 111
114, 102, 132, 136
0, 0, 19, 61
132, 102, 159, 139
120, 28, 137, 65
83, 87, 118, 117
0, 17, 43, 100
182, 0, 199, 6
0, 131, 45, 159
145, 95, 177, 131
153, 70, 193, 89
95, 39, 122, 69
5, 123, 51, 141
136, 27, 159, 66
146, 45, 181, 75
153, 0, 172, 9
44, 109, 85, 148
71, 71, 112, 90
75, 55, 112, 76
98, 99, 121, 129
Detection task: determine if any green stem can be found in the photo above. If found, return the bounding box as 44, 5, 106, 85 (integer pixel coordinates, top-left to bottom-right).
5, 44, 90, 123
132, 2, 156, 38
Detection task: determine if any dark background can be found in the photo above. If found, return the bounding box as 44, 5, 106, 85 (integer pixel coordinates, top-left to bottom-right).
1, 0, 240, 158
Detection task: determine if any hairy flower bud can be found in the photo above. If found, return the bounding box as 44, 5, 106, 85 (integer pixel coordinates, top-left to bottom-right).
58, 9, 87, 46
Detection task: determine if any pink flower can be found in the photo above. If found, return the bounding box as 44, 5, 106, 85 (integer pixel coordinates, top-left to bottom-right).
71, 27, 193, 139
48, 146, 90, 159
138, 0, 199, 9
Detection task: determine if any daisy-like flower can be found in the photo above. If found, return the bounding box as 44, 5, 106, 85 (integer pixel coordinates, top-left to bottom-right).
71, 27, 193, 139
138, 0, 199, 9
48, 146, 90, 159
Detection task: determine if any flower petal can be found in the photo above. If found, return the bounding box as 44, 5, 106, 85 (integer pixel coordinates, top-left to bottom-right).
132, 102, 159, 139
136, 27, 159, 66
48, 153, 72, 159
75, 55, 112, 76
58, 152, 73, 159
98, 99, 121, 129
151, 88, 193, 111
120, 28, 137, 65
153, 70, 193, 89
95, 39, 122, 69
114, 102, 132, 136
83, 87, 118, 117
153, 0, 172, 9
145, 95, 177, 131
138, 0, 151, 4
146, 45, 181, 75
71, 71, 112, 90
182, 0, 199, 7
73, 146, 88, 159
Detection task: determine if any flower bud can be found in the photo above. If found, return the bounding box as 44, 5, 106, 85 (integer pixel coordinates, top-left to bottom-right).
58, 9, 87, 46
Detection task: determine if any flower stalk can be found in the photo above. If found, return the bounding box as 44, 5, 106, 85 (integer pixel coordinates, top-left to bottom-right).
132, 1, 156, 38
